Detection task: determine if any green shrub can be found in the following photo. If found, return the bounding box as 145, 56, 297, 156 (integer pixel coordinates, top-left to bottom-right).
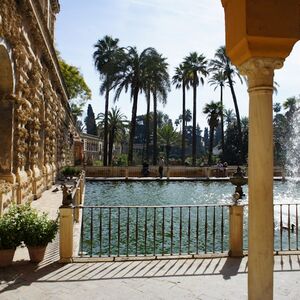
61, 166, 81, 177
0, 204, 58, 249
21, 206, 58, 247
113, 154, 128, 166
0, 205, 27, 249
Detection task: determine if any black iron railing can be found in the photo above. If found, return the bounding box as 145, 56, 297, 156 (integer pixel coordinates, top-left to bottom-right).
77, 203, 300, 258
274, 203, 299, 252
78, 204, 230, 257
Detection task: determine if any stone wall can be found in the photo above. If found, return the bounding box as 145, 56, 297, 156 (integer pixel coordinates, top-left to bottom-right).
0, 0, 78, 209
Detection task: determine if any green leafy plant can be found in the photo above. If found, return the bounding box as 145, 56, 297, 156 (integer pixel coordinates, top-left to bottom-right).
61, 166, 81, 177
113, 154, 128, 166
0, 205, 25, 249
21, 207, 58, 247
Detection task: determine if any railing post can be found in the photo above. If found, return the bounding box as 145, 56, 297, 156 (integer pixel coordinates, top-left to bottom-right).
59, 205, 74, 262
74, 188, 80, 222
207, 167, 211, 178
229, 204, 244, 257
79, 177, 83, 204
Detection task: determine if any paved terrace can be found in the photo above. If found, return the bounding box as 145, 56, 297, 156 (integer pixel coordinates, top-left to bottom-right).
0, 182, 299, 300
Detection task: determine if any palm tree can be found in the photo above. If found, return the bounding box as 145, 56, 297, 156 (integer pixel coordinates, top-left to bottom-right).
283, 96, 298, 121
203, 101, 222, 165
143, 81, 152, 162
210, 46, 243, 162
114, 46, 156, 165
93, 35, 123, 166
150, 53, 170, 165
209, 71, 226, 156
142, 50, 170, 164
224, 108, 236, 126
158, 124, 180, 164
184, 52, 208, 166
97, 107, 128, 165
172, 64, 189, 165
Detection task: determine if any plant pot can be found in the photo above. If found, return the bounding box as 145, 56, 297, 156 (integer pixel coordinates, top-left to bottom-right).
0, 248, 15, 267
27, 245, 47, 263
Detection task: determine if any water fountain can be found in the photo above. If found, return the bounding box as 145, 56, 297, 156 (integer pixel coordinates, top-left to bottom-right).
285, 105, 300, 182
229, 166, 247, 203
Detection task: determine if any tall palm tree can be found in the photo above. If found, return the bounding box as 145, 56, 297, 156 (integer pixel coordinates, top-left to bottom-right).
224, 108, 236, 126
210, 46, 243, 162
114, 46, 156, 165
172, 64, 189, 165
143, 81, 152, 162
142, 50, 170, 164
283, 96, 298, 120
158, 124, 180, 164
184, 52, 208, 166
97, 107, 128, 165
150, 53, 170, 165
93, 35, 122, 166
203, 101, 222, 165
208, 70, 226, 156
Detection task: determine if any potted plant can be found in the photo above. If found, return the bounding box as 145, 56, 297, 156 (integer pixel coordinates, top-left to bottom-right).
0, 206, 22, 267
21, 206, 58, 263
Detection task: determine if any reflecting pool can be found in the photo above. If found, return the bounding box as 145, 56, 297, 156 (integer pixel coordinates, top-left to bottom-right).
85, 180, 300, 206
79, 180, 300, 257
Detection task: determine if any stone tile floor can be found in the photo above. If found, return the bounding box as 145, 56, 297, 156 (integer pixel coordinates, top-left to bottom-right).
1, 252, 300, 299
1, 183, 300, 299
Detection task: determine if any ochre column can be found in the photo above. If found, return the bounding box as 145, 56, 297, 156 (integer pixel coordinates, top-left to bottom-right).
240, 58, 284, 300
229, 205, 243, 257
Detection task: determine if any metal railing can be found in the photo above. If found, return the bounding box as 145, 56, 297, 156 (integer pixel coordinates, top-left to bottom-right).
274, 203, 299, 252
78, 204, 230, 258
242, 203, 300, 252
75, 203, 300, 258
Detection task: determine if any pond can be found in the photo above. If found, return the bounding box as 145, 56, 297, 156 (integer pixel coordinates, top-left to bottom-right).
85, 180, 300, 206
79, 180, 300, 257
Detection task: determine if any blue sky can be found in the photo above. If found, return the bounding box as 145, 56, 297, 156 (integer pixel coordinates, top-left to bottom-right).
55, 0, 300, 129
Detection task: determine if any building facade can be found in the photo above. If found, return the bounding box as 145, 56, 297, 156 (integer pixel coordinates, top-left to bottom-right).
80, 133, 102, 165
0, 0, 78, 211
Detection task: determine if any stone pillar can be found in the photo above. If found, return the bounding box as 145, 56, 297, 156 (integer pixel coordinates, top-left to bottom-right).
74, 188, 80, 223
229, 205, 243, 257
240, 58, 284, 300
59, 206, 74, 262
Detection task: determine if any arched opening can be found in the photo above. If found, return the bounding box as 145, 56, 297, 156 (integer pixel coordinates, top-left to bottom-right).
0, 41, 15, 182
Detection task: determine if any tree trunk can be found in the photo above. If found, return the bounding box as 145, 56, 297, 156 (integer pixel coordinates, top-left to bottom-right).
181, 82, 186, 165
228, 75, 242, 163
145, 88, 151, 162
153, 90, 158, 165
220, 85, 225, 156
103, 87, 109, 166
128, 87, 139, 165
166, 144, 171, 165
192, 75, 197, 166
108, 129, 114, 166
208, 125, 214, 166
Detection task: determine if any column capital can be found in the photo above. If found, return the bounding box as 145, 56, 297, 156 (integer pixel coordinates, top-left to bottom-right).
239, 57, 284, 90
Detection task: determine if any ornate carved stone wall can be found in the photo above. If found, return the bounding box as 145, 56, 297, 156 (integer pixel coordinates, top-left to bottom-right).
0, 0, 78, 209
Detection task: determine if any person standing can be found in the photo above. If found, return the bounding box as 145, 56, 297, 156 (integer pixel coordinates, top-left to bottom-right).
158, 156, 164, 178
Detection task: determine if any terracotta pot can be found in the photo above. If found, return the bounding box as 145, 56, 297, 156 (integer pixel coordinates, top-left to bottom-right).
0, 248, 15, 267
27, 245, 47, 263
